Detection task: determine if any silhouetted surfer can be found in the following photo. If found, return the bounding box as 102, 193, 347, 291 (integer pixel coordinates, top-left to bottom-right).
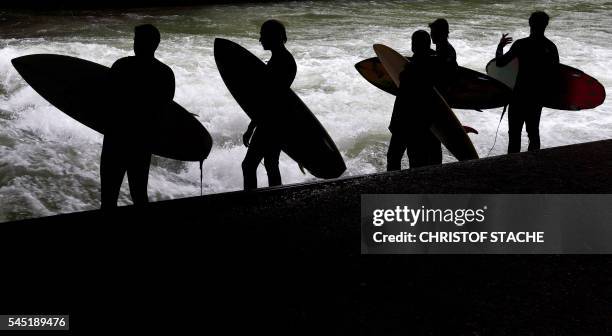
242, 19, 297, 190
101, 24, 175, 208
496, 11, 559, 153
387, 30, 442, 171
429, 18, 458, 93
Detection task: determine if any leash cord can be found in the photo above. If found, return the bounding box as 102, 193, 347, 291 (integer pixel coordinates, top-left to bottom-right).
487, 104, 508, 157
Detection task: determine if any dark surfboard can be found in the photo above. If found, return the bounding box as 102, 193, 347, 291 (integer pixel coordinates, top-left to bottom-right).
11, 54, 212, 162
214, 38, 346, 179
355, 56, 511, 110
486, 58, 606, 111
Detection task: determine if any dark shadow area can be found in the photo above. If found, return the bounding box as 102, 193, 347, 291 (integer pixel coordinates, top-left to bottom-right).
2, 140, 612, 334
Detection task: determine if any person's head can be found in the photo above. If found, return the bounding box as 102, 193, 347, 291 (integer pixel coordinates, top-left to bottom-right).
429, 18, 449, 45
411, 30, 431, 55
259, 19, 287, 50
529, 11, 549, 36
134, 24, 160, 58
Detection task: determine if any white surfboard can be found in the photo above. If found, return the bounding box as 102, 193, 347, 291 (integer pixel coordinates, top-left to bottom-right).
486, 58, 519, 89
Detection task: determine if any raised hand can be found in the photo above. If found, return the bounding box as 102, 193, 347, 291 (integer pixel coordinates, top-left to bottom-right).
498, 33, 513, 48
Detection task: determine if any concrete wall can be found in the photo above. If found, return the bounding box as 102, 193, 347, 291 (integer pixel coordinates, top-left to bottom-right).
2, 140, 611, 333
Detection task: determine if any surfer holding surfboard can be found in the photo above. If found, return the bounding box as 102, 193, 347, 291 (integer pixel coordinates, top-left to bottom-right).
101, 24, 176, 208
12, 26, 213, 209
241, 20, 297, 190
387, 30, 445, 170
495, 11, 559, 153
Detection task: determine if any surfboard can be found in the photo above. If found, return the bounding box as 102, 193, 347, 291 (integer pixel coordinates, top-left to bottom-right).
486, 58, 519, 90
355, 56, 511, 110
12, 54, 212, 162
486, 58, 606, 110
213, 38, 346, 179
373, 44, 479, 161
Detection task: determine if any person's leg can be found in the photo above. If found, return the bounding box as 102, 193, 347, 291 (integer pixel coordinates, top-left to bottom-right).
424, 131, 442, 165
264, 146, 282, 187
525, 104, 543, 151
406, 129, 430, 169
387, 132, 407, 171
100, 137, 127, 209
407, 146, 428, 168
242, 131, 265, 190
507, 101, 525, 153
126, 149, 151, 205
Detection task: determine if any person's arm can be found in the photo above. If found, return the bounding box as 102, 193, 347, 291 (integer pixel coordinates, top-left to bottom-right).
109, 58, 128, 97
433, 46, 457, 90
162, 65, 176, 101
268, 54, 297, 89
243, 121, 256, 147
397, 65, 413, 94
167, 69, 176, 100
495, 33, 516, 66
110, 58, 123, 71
150, 63, 175, 103
552, 43, 560, 64
439, 44, 458, 68
398, 66, 408, 85
109, 58, 124, 80
546, 42, 561, 88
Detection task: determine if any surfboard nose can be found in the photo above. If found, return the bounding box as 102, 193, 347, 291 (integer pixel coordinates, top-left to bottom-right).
214, 38, 231, 51
12, 54, 62, 74
11, 54, 40, 75
11, 56, 27, 71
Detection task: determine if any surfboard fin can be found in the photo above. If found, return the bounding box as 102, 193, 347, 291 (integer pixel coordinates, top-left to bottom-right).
463, 126, 478, 135
298, 163, 306, 175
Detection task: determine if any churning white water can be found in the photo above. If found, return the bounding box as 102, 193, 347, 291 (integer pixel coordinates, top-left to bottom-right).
0, 0, 611, 221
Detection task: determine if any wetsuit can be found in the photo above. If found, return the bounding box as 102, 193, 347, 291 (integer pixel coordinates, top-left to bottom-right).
496, 35, 559, 152
242, 47, 297, 189
101, 56, 175, 207
434, 40, 459, 94
387, 49, 442, 170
